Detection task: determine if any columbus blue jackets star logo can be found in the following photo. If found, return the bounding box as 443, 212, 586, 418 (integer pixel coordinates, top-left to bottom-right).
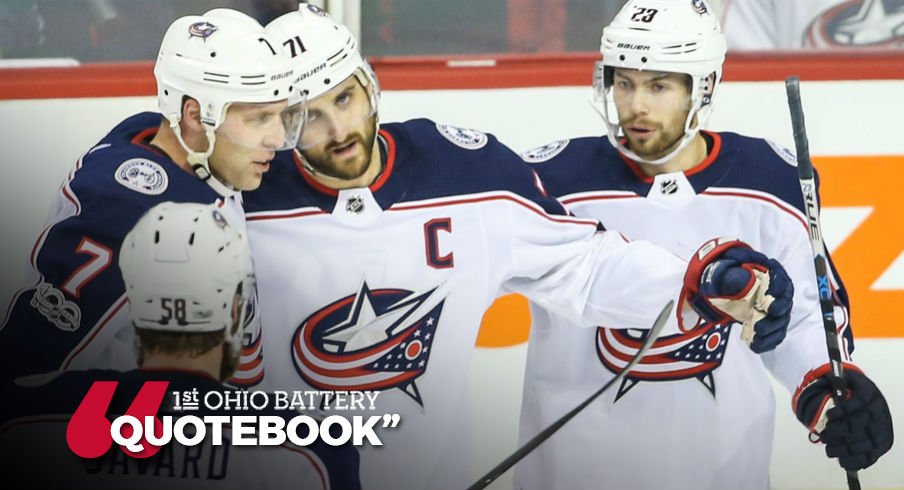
292, 281, 446, 407
188, 21, 218, 41
596, 321, 732, 401
805, 0, 904, 48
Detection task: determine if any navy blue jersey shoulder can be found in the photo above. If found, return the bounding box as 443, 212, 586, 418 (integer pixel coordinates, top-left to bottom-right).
75, 112, 221, 226
0, 112, 221, 383
246, 118, 569, 217
527, 136, 644, 197
387, 119, 568, 216
530, 132, 818, 218
711, 132, 815, 216
101, 111, 164, 146
244, 148, 316, 212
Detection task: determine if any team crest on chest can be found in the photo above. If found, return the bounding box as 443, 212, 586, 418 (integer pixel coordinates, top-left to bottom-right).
597, 321, 732, 401
436, 123, 488, 150
114, 158, 169, 195
520, 140, 569, 163
292, 281, 447, 407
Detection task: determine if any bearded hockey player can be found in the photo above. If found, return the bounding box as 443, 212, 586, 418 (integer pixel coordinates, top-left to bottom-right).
516, 1, 893, 489
243, 4, 798, 489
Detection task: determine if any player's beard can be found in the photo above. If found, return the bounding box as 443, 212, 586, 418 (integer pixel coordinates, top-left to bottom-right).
620, 104, 693, 161
301, 114, 378, 181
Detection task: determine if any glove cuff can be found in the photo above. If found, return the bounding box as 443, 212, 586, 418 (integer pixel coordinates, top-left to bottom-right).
792, 362, 863, 437
792, 362, 862, 413
681, 237, 751, 325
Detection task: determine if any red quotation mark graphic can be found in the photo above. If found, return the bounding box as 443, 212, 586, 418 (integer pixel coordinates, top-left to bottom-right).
66, 381, 170, 459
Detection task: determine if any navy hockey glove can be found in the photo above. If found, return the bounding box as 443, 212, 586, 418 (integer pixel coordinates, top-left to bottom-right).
793, 363, 894, 471
683, 237, 793, 353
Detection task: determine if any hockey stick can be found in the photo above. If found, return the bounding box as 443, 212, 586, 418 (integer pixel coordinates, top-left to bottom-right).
466, 300, 673, 490
785, 76, 860, 490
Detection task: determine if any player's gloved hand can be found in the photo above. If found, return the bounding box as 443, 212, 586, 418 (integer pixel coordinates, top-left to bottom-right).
793, 363, 894, 471
682, 237, 793, 353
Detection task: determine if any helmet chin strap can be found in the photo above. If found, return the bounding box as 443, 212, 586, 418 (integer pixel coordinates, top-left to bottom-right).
172, 121, 239, 198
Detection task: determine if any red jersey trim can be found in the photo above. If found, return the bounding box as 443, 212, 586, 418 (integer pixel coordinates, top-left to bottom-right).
618, 131, 724, 184
295, 128, 397, 198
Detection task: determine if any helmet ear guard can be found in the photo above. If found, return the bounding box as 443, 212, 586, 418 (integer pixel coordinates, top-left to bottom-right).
594, 0, 726, 165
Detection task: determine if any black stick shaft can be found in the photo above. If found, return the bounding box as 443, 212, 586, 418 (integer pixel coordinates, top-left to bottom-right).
466, 301, 673, 490
785, 76, 860, 490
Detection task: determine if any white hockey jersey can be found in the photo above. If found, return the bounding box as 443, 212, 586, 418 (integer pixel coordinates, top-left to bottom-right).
243, 119, 694, 490
722, 0, 904, 50
515, 133, 853, 490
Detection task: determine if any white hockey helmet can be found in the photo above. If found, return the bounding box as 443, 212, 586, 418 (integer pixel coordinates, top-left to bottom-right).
594, 0, 726, 165
119, 202, 254, 355
266, 3, 380, 149
154, 9, 300, 194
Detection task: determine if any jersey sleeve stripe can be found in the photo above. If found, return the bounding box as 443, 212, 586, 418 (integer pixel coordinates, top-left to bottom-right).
388, 191, 600, 227
560, 191, 642, 206
246, 208, 326, 221
701, 188, 809, 233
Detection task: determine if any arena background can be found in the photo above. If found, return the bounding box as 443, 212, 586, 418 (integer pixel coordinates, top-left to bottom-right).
1, 1, 902, 489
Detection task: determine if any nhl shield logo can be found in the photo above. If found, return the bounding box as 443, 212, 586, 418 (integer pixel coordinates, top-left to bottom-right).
292, 282, 447, 407
345, 195, 365, 214
660, 178, 679, 195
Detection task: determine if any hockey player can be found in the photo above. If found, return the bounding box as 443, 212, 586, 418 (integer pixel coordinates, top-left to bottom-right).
241, 5, 795, 490
516, 1, 893, 489
0, 202, 360, 490
0, 9, 302, 387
